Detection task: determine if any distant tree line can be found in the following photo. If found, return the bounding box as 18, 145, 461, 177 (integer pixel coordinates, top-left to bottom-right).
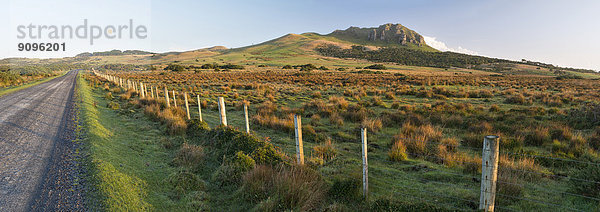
315, 44, 507, 69
0, 62, 86, 87
316, 44, 597, 73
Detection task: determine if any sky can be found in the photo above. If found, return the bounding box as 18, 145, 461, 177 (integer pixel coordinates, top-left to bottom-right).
1, 0, 599, 71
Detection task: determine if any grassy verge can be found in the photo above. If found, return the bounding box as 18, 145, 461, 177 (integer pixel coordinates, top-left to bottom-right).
78, 72, 186, 210
0, 72, 65, 97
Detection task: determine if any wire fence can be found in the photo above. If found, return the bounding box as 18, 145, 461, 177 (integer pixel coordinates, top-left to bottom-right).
93, 71, 600, 212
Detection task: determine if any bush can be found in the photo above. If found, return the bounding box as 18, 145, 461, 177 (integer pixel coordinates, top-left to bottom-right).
212, 152, 256, 187
164, 64, 186, 72
251, 145, 284, 166
187, 119, 211, 137
364, 64, 387, 70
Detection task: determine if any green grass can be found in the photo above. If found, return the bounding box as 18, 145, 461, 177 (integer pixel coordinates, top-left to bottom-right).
78, 73, 187, 211
0, 73, 64, 97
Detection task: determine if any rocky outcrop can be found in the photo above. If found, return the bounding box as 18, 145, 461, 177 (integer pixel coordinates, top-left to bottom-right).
330, 23, 426, 46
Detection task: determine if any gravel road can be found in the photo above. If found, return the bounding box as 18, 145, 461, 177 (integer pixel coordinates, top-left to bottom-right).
0, 70, 85, 211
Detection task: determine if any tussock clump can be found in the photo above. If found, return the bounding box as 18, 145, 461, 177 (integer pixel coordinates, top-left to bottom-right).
550, 125, 573, 141
361, 118, 383, 133
252, 114, 294, 133
329, 96, 349, 110
105, 92, 113, 100
241, 165, 326, 211
329, 112, 344, 126
173, 143, 205, 167
388, 141, 408, 162
159, 107, 188, 135
505, 94, 531, 105
524, 127, 551, 146
120, 89, 135, 100
167, 170, 205, 196
107, 101, 120, 110
312, 138, 336, 161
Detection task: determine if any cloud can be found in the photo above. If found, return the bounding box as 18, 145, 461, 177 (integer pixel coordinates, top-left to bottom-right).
423, 36, 478, 55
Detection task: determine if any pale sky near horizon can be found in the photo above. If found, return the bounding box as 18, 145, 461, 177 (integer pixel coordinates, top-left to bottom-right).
1, 0, 599, 71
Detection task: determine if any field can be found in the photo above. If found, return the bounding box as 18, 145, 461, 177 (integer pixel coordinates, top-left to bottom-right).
83, 65, 600, 211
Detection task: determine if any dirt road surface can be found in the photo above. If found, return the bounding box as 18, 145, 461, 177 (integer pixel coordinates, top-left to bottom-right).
0, 70, 85, 211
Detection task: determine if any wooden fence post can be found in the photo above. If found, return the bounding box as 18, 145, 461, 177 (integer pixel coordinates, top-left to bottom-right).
361, 127, 368, 200
244, 103, 250, 133
184, 92, 190, 120
479, 135, 500, 212
140, 83, 145, 98
165, 87, 170, 107
218, 97, 227, 126
294, 115, 304, 165
197, 95, 203, 121
173, 90, 177, 107
150, 86, 154, 99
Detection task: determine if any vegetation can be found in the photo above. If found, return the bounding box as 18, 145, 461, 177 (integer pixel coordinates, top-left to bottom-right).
87, 65, 600, 211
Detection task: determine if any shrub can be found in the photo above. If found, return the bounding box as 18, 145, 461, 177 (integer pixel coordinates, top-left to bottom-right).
212, 152, 256, 186
364, 64, 387, 70
186, 119, 211, 137
251, 145, 284, 166
173, 143, 204, 167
